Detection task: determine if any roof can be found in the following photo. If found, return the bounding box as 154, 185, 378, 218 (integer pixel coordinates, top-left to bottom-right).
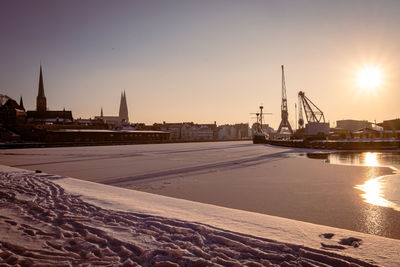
0, 94, 11, 106
50, 129, 168, 134
0, 98, 25, 113
27, 110, 73, 120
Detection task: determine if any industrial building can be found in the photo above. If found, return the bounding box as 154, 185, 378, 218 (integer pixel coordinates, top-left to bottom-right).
336, 120, 372, 132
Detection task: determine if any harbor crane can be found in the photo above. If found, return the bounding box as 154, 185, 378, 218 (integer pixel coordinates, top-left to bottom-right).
298, 101, 304, 129
298, 91, 326, 124
277, 65, 293, 134
297, 91, 329, 138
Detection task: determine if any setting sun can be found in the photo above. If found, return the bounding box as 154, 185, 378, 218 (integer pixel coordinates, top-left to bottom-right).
356, 66, 382, 91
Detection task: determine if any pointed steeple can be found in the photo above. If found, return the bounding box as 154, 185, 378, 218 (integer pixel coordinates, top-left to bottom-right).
36, 65, 47, 112
38, 65, 45, 97
19, 96, 25, 111
118, 90, 129, 123
100, 107, 103, 118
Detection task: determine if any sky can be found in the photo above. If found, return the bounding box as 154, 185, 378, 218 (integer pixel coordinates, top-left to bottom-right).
1, 0, 399, 128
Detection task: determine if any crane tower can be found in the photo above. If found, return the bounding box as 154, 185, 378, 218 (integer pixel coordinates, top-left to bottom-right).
298, 91, 325, 123
277, 65, 293, 134
298, 91, 330, 137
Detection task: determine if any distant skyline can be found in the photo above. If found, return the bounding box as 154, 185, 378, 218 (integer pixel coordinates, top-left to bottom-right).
1, 0, 399, 128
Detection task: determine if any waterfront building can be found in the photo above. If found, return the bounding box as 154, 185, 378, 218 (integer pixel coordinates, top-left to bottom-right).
218, 125, 233, 140
180, 124, 214, 141
44, 129, 169, 144
218, 123, 250, 140
154, 122, 217, 141
196, 125, 214, 140
336, 119, 371, 132
97, 114, 121, 127
304, 122, 330, 136
0, 95, 26, 125
180, 123, 195, 140
381, 118, 400, 130
156, 122, 188, 140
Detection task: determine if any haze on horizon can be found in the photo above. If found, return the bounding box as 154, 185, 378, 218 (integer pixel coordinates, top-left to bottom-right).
1, 0, 399, 128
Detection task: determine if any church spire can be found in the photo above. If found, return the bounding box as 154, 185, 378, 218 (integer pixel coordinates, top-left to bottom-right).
38, 65, 44, 97
119, 90, 129, 123
36, 65, 47, 112
19, 95, 25, 111
100, 107, 103, 118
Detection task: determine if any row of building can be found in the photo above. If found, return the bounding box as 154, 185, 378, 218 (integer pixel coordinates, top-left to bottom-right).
336, 119, 400, 132
0, 66, 250, 143
332, 119, 400, 139
150, 122, 249, 141
287, 119, 400, 141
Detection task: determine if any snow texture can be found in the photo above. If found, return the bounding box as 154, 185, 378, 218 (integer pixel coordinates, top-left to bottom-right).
1, 167, 399, 266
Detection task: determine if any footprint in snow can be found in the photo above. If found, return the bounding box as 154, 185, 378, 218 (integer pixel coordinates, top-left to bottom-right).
319, 233, 334, 239
319, 233, 362, 249
339, 237, 362, 248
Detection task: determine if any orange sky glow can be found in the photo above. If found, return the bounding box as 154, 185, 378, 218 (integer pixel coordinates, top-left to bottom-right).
1, 0, 399, 128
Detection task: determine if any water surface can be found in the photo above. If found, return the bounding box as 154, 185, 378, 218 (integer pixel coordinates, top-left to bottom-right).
306, 152, 400, 235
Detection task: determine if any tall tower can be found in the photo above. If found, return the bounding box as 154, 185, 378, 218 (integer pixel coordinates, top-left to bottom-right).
277, 65, 293, 134
36, 65, 47, 112
19, 96, 25, 111
119, 91, 129, 123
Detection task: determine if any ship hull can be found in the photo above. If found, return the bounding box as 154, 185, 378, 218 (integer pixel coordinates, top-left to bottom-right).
253, 134, 267, 144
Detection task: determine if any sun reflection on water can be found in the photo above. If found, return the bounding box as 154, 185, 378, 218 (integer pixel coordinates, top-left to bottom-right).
355, 176, 391, 208
363, 152, 379, 167
356, 152, 390, 207
309, 151, 400, 211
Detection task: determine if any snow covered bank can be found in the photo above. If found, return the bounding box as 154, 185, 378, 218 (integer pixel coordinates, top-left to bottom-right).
1, 166, 399, 266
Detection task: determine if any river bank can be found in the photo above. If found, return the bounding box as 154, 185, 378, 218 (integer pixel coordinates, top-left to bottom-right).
1, 166, 400, 266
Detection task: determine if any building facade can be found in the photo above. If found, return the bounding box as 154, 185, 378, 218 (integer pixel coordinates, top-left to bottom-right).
0, 95, 26, 125
381, 119, 400, 130
336, 119, 371, 131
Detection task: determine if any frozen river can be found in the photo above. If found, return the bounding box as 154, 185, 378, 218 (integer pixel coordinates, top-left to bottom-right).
1, 141, 400, 239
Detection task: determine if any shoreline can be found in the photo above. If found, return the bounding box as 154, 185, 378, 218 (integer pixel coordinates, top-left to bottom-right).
2, 138, 400, 152
265, 139, 400, 150
0, 138, 251, 150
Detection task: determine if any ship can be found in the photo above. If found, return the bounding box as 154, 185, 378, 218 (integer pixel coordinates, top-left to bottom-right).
253, 130, 268, 144
252, 105, 269, 144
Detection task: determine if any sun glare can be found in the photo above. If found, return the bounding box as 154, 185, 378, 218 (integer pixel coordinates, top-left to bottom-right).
355, 176, 390, 208
356, 66, 382, 91
364, 152, 379, 167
